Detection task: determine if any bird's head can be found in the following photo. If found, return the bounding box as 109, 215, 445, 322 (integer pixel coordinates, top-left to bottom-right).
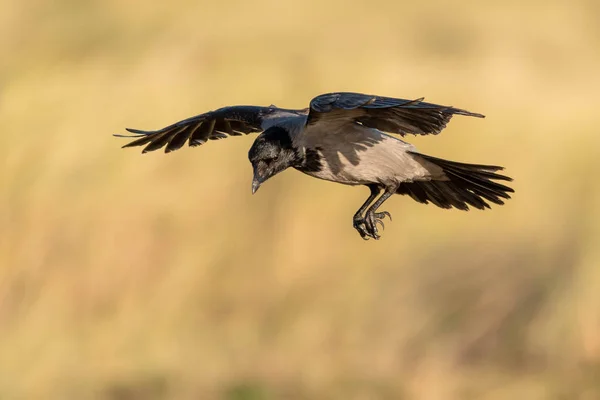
248, 127, 298, 194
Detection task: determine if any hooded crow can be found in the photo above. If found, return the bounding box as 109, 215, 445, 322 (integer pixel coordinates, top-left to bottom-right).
115, 92, 513, 240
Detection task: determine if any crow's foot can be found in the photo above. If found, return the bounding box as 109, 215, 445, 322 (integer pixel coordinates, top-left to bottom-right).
353, 211, 391, 240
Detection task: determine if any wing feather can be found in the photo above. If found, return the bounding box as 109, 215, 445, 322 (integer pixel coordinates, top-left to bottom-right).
307, 92, 484, 136
115, 105, 305, 154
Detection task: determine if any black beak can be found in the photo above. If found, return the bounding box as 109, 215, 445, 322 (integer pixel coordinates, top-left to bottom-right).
252, 166, 265, 195
251, 178, 261, 194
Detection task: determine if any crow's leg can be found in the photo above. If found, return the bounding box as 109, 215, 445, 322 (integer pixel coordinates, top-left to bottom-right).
363, 186, 396, 240
353, 185, 384, 240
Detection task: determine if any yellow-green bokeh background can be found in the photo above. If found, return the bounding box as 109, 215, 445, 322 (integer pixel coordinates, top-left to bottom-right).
2, 1, 600, 398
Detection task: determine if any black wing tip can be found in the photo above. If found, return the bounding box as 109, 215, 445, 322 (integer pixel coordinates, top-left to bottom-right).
396, 96, 486, 119
125, 127, 155, 134
119, 140, 142, 150
458, 110, 486, 119
114, 128, 152, 141
114, 130, 152, 152
445, 106, 485, 119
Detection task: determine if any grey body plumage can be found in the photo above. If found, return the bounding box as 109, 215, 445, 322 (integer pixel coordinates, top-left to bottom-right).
116, 92, 513, 240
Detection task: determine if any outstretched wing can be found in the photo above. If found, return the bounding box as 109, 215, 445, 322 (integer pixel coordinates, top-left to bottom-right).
307, 92, 484, 136
115, 105, 305, 154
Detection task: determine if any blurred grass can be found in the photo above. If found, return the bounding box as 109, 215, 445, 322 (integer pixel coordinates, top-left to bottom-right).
1, 0, 600, 399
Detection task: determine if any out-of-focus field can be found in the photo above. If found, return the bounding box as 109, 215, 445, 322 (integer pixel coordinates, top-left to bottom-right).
2, 0, 600, 399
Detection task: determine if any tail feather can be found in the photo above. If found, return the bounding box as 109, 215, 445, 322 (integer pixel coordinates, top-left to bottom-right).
397, 152, 514, 210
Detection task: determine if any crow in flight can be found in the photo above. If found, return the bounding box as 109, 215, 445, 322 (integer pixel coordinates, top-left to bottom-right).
115, 92, 513, 240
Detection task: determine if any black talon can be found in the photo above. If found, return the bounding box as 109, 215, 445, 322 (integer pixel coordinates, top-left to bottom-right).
363, 212, 379, 239
352, 185, 397, 240
353, 217, 372, 240
376, 211, 391, 221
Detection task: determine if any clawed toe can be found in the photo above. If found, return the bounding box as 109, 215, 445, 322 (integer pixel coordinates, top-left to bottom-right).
353, 218, 371, 240
353, 210, 392, 240
375, 211, 392, 222
365, 212, 381, 240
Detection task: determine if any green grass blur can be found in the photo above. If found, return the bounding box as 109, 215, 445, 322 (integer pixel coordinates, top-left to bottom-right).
2, 0, 600, 398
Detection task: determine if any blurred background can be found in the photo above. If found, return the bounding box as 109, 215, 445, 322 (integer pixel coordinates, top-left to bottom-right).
2, 0, 599, 399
